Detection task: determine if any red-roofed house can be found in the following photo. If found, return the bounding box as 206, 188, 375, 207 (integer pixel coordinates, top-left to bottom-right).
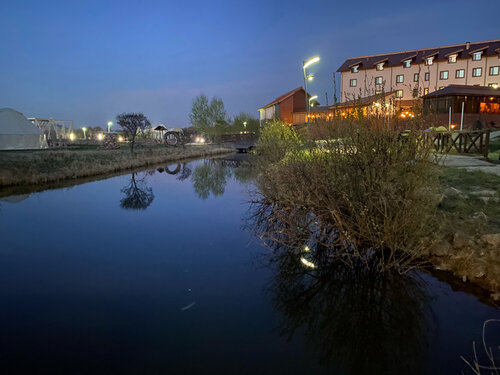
259, 87, 319, 125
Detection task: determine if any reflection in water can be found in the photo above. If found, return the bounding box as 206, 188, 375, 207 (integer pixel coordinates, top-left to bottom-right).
191, 159, 232, 199
249, 200, 433, 375
120, 172, 155, 210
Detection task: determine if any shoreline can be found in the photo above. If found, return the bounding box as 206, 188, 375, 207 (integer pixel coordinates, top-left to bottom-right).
0, 145, 234, 189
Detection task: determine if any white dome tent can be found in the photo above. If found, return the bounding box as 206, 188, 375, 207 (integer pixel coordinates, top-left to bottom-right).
0, 108, 47, 150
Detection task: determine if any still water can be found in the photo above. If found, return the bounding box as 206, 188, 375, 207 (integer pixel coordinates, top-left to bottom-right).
0, 156, 498, 374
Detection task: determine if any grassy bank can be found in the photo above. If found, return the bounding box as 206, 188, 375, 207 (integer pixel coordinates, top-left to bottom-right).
0, 144, 234, 187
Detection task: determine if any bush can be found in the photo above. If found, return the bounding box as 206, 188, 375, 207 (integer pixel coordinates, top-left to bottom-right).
254, 118, 440, 271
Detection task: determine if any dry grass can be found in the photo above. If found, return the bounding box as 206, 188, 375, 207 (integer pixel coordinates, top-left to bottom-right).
0, 145, 233, 187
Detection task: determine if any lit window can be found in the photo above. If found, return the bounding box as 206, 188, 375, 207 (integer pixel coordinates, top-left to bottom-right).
488, 83, 498, 88
350, 79, 357, 87
351, 65, 359, 73
396, 90, 403, 98
375, 90, 383, 94
440, 71, 449, 80
413, 73, 419, 82
396, 75, 404, 83
490, 66, 499, 76
375, 76, 383, 85
423, 88, 429, 95
448, 54, 457, 63
472, 52, 482, 61
403, 59, 411, 68
472, 67, 482, 77
425, 57, 434, 66
424, 72, 430, 81
376, 63, 384, 71
456, 69, 465, 78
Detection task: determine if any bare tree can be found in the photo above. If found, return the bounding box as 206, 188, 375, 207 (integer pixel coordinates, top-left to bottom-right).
116, 112, 151, 153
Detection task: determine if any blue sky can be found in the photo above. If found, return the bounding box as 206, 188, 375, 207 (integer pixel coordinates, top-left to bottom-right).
1, 0, 499, 128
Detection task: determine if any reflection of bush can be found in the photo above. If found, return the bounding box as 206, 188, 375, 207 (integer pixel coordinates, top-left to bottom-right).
249, 201, 432, 374
120, 172, 154, 210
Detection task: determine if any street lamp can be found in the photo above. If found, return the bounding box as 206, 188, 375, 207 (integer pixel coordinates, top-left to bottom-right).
107, 121, 113, 133
82, 127, 87, 139
303, 56, 320, 138
243, 121, 247, 130
309, 95, 318, 108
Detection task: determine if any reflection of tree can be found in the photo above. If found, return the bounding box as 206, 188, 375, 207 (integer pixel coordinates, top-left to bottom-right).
120, 172, 154, 210
191, 160, 231, 199
176, 164, 192, 181
249, 200, 432, 375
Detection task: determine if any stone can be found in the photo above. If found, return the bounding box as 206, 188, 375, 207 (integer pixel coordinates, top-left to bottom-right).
444, 187, 467, 199
469, 189, 497, 197
452, 232, 471, 249
429, 240, 451, 256
478, 197, 499, 204
481, 233, 500, 248
471, 211, 488, 222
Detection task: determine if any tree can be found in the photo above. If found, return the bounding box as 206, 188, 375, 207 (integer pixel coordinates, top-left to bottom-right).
189, 94, 229, 141
231, 112, 260, 134
116, 113, 151, 153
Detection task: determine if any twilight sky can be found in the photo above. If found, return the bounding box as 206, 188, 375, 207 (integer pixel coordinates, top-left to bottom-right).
1, 0, 499, 128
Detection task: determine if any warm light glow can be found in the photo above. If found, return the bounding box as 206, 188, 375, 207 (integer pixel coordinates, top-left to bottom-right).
303, 56, 320, 69
98, 133, 104, 141
118, 136, 124, 142
307, 74, 314, 81
69, 133, 75, 141
303, 245, 311, 252
374, 103, 381, 108
300, 257, 316, 269
450, 124, 456, 129
492, 84, 498, 89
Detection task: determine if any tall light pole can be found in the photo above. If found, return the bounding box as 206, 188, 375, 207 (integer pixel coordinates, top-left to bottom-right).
107, 121, 113, 133
302, 56, 320, 138
82, 126, 87, 140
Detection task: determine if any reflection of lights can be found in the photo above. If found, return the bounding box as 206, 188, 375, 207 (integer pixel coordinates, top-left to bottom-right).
97, 133, 104, 141
304, 245, 310, 252
300, 257, 316, 269
69, 133, 75, 141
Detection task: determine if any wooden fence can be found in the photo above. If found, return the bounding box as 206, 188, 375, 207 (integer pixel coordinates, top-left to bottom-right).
432, 129, 491, 158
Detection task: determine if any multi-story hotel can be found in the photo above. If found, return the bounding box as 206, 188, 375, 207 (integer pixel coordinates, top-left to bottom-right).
337, 39, 500, 106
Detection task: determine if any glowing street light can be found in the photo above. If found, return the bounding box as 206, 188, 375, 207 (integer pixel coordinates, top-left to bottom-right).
107, 121, 113, 133
82, 126, 87, 139
303, 56, 320, 70
306, 74, 314, 81
243, 121, 247, 129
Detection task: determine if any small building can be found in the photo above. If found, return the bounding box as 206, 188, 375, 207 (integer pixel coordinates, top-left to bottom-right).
259, 87, 319, 125
423, 85, 500, 129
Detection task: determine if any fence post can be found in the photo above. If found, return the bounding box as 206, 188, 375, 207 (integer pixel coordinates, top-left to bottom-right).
484, 129, 490, 159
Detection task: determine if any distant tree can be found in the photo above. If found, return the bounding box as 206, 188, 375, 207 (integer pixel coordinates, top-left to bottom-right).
231, 112, 260, 134
116, 113, 151, 153
189, 95, 229, 140
120, 173, 154, 210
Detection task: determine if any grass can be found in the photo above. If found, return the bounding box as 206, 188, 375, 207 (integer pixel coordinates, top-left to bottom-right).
488, 137, 500, 161
0, 144, 234, 187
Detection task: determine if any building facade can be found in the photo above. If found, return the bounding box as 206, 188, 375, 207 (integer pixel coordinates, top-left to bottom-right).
259, 87, 318, 125
337, 39, 500, 107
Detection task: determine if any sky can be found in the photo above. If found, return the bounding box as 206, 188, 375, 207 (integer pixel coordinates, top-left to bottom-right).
1, 0, 499, 128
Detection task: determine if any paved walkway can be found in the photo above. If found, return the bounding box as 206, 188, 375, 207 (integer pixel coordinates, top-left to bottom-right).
439, 154, 500, 176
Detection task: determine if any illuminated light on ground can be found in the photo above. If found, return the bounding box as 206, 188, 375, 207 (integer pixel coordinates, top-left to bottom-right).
300, 257, 316, 269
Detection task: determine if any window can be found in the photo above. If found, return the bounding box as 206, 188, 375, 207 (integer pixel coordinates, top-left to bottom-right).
350, 79, 357, 87
375, 90, 383, 94
456, 69, 465, 78
403, 59, 411, 68
448, 54, 457, 63
396, 90, 403, 98
440, 71, 449, 80
425, 57, 434, 66
490, 66, 499, 76
424, 72, 430, 81
375, 76, 383, 85
412, 88, 419, 98
376, 63, 384, 71
396, 74, 404, 83
423, 88, 429, 95
413, 73, 419, 82
472, 52, 482, 61
488, 83, 498, 88
351, 65, 359, 73
472, 67, 482, 77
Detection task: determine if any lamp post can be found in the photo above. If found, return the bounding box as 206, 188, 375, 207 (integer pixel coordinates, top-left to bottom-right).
243, 121, 247, 132
82, 127, 87, 140
302, 56, 320, 139
107, 121, 113, 133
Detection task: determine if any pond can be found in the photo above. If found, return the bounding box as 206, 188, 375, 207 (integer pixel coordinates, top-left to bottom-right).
0, 156, 498, 374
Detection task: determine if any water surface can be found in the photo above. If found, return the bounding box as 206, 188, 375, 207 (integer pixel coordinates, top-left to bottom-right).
0, 156, 498, 374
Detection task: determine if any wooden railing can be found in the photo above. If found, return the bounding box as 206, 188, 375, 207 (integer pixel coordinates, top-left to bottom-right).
432, 129, 491, 158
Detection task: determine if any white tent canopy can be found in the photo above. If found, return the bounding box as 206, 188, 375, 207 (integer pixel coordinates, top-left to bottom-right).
0, 108, 47, 150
